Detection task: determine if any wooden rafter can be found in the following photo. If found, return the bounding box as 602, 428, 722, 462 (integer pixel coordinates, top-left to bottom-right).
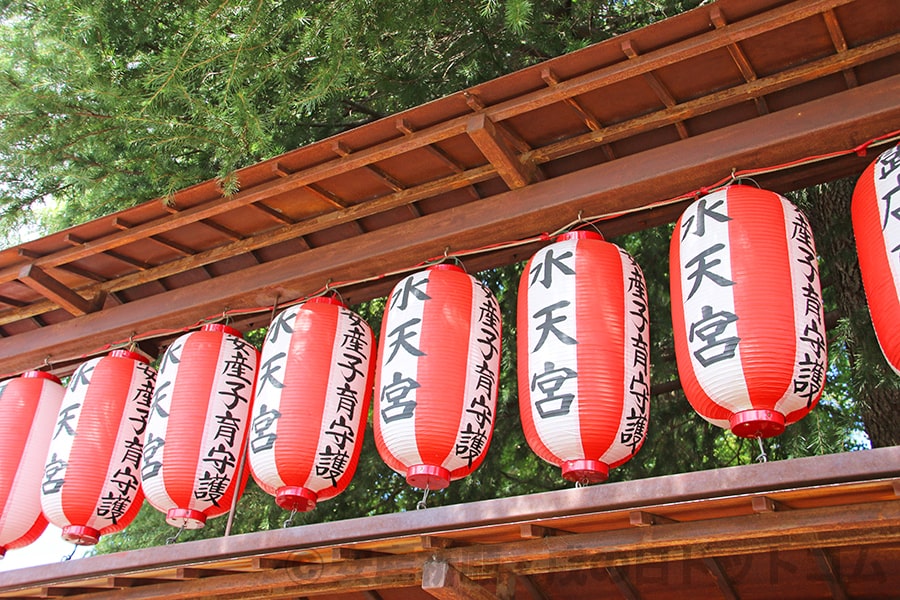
466, 113, 543, 189
822, 9, 859, 88
17, 264, 101, 317
621, 40, 689, 139
422, 561, 497, 600
710, 6, 770, 115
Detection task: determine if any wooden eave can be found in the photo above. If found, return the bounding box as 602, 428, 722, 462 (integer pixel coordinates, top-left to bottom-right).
0, 0, 898, 375
0, 447, 897, 599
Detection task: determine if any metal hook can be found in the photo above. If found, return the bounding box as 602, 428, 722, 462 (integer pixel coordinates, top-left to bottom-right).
416, 484, 431, 510
166, 520, 188, 545
269, 294, 280, 325
755, 436, 768, 463
283, 508, 298, 528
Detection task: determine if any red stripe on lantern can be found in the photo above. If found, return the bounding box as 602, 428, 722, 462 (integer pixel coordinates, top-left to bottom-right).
374, 264, 501, 490
670, 185, 825, 438
249, 297, 374, 512
518, 231, 649, 483
0, 372, 64, 557
142, 324, 257, 529
40, 350, 155, 545
852, 145, 900, 374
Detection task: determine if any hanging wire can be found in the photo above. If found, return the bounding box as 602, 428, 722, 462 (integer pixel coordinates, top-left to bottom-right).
416, 484, 431, 510
166, 521, 188, 545
283, 508, 298, 529
574, 476, 591, 489
62, 545, 77, 561
755, 436, 768, 463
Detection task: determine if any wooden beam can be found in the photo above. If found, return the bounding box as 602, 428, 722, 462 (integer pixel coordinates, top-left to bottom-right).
466, 113, 543, 189
822, 9, 858, 88
421, 561, 497, 600
710, 6, 769, 115
17, 265, 99, 317
811, 548, 848, 600
629, 511, 677, 527
621, 40, 689, 139
541, 67, 616, 161
519, 575, 549, 600
702, 557, 739, 600
1, 72, 895, 373
495, 572, 516, 600
606, 566, 641, 600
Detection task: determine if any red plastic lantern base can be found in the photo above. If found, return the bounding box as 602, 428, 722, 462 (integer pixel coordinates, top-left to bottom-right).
0, 546, 6, 559
62, 525, 101, 546
166, 508, 208, 530
276, 486, 318, 512
730, 409, 786, 439
561, 459, 609, 484
406, 465, 451, 490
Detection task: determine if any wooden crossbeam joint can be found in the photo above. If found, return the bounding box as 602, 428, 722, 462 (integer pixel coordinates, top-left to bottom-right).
519, 523, 566, 539
466, 113, 543, 189
422, 560, 498, 600
751, 496, 788, 513
18, 264, 101, 317
629, 510, 677, 527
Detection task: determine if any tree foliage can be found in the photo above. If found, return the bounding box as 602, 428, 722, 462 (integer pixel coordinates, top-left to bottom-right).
0, 0, 894, 554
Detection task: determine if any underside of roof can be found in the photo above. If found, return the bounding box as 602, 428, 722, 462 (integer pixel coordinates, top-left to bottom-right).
0, 0, 898, 376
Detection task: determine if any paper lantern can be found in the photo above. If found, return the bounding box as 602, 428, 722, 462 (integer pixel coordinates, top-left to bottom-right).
852, 145, 900, 374
249, 297, 374, 512
40, 350, 155, 545
0, 372, 64, 558
518, 231, 650, 483
670, 185, 826, 437
142, 324, 258, 529
374, 264, 501, 490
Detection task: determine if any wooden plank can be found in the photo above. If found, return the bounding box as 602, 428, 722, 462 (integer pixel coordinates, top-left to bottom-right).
17, 265, 98, 317
541, 68, 616, 161
0, 448, 897, 598
702, 558, 739, 600
466, 114, 542, 189
822, 9, 858, 88
421, 561, 497, 600
709, 6, 769, 115
78, 489, 894, 600
621, 40, 689, 139
0, 72, 896, 373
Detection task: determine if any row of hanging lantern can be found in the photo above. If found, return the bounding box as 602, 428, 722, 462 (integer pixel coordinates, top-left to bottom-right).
1, 145, 897, 558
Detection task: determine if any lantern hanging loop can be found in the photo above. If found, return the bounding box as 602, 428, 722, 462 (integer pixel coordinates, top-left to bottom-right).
268, 294, 280, 325
283, 508, 298, 529
416, 484, 431, 511
755, 437, 768, 463
63, 545, 77, 561
166, 521, 188, 545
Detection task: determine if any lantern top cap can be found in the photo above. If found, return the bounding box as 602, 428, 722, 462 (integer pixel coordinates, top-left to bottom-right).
427, 263, 464, 273
201, 323, 243, 338
21, 370, 62, 384
558, 230, 603, 242
109, 348, 151, 364
308, 295, 346, 308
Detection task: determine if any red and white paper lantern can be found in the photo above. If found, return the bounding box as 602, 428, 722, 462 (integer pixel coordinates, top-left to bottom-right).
374, 264, 501, 490
518, 231, 650, 483
249, 297, 374, 512
40, 350, 156, 545
852, 145, 900, 374
142, 324, 258, 529
0, 372, 64, 558
670, 185, 826, 437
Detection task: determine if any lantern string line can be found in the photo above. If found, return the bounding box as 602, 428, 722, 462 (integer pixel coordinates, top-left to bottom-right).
166, 521, 187, 545
755, 437, 768, 463
62, 545, 77, 561
283, 508, 298, 529
9, 130, 900, 378
417, 485, 430, 510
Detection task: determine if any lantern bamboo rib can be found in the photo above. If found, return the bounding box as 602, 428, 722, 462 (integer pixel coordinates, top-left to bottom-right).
6, 128, 899, 378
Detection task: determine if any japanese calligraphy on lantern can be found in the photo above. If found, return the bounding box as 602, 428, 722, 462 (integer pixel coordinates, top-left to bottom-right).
374, 265, 501, 489
671, 186, 826, 435
249, 299, 374, 507
519, 233, 650, 483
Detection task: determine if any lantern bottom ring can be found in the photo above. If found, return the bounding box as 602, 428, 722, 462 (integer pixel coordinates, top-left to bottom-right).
561, 459, 609, 484
166, 508, 208, 530
62, 525, 101, 546
730, 409, 786, 439
276, 486, 318, 512
406, 464, 451, 490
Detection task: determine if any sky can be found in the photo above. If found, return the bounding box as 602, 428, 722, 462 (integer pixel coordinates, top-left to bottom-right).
0, 525, 91, 573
